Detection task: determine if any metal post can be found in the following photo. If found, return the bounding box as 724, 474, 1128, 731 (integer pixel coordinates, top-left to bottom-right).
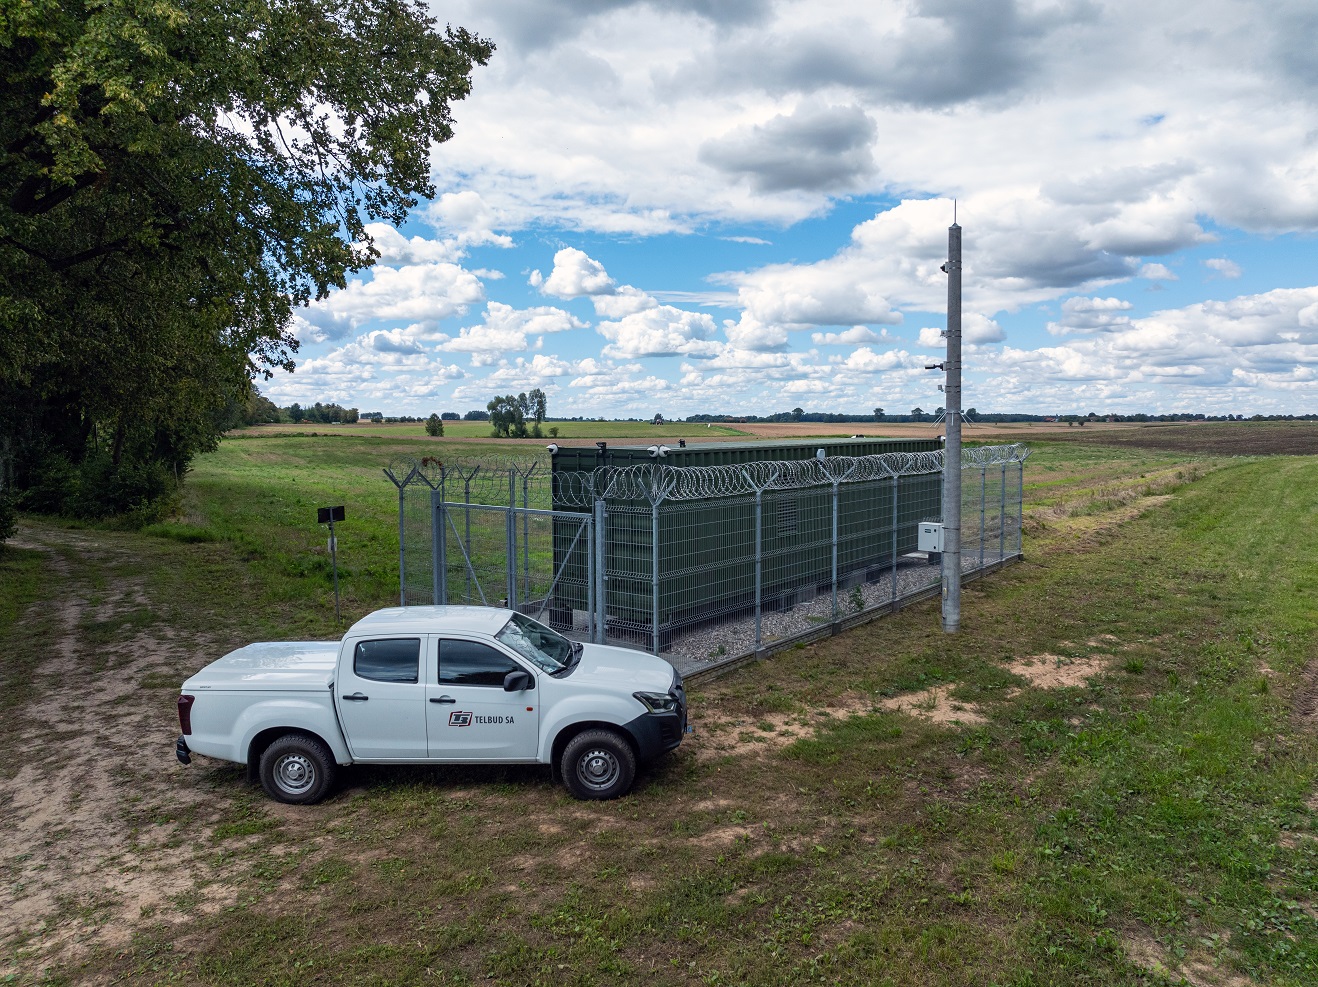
1000, 464, 1007, 563
1017, 462, 1024, 556
463, 470, 476, 602
942, 221, 962, 633
522, 473, 531, 605
831, 481, 840, 617
507, 471, 517, 611
585, 512, 596, 643
438, 472, 448, 604
329, 518, 341, 623
890, 473, 899, 606
754, 489, 763, 648
398, 482, 406, 606
651, 499, 661, 655
593, 497, 607, 644
979, 467, 986, 570
432, 489, 445, 605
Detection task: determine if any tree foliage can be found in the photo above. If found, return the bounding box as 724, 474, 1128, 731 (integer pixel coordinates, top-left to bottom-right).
487, 395, 527, 438
0, 0, 492, 517
425, 413, 443, 437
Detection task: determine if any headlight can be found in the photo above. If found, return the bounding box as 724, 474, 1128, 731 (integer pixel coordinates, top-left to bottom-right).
633, 691, 678, 713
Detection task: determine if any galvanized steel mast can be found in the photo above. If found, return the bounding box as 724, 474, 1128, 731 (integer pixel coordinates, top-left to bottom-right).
942, 221, 962, 633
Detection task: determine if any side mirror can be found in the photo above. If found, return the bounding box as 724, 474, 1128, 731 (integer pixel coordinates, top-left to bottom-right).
503, 670, 533, 692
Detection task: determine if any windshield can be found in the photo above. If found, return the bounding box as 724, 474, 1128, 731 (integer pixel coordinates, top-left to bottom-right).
496, 612, 575, 673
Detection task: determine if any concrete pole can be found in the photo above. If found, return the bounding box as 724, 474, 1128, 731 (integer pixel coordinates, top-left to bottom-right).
942, 222, 962, 633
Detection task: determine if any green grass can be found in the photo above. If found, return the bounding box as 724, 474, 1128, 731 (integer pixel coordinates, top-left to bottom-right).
4, 432, 1317, 985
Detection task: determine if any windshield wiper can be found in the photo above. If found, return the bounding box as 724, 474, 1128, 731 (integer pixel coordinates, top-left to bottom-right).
552, 640, 583, 676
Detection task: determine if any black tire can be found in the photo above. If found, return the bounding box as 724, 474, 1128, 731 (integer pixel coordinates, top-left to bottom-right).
560, 729, 637, 801
258, 734, 337, 805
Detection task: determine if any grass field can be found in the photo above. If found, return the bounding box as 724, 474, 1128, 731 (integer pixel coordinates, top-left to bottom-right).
234, 420, 751, 441
1, 425, 1315, 985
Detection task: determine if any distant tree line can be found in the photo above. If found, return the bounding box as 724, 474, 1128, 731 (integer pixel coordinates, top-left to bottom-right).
685, 409, 1318, 424
218, 390, 359, 427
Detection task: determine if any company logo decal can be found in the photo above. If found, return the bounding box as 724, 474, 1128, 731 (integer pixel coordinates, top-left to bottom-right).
448, 711, 514, 727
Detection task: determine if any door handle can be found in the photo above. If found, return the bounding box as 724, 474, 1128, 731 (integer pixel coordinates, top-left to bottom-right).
342, 693, 369, 702
430, 696, 456, 704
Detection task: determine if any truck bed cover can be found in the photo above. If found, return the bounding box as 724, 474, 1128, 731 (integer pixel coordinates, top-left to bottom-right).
183, 642, 338, 692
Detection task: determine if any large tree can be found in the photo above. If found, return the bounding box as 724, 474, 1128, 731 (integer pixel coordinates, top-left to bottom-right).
0, 0, 492, 515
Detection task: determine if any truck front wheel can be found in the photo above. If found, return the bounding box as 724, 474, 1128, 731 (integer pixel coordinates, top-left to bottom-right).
259, 734, 337, 805
561, 729, 636, 800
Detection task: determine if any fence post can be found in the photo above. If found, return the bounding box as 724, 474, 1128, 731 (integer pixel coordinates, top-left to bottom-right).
652, 498, 661, 654
831, 480, 840, 617
980, 466, 987, 570
466, 469, 482, 600
522, 470, 532, 606
593, 497, 607, 644
1016, 462, 1024, 556
585, 512, 595, 642
754, 488, 763, 649
432, 489, 445, 605
398, 481, 406, 606
890, 473, 899, 607
1000, 464, 1007, 562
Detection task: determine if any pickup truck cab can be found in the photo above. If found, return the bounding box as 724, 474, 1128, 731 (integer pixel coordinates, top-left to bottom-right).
176, 606, 687, 803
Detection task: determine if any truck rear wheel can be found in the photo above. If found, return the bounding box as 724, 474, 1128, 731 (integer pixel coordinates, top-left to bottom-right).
259, 734, 336, 805
561, 729, 636, 800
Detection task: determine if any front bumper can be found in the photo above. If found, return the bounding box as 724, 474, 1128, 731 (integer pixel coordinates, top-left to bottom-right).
624, 672, 688, 761
623, 710, 686, 761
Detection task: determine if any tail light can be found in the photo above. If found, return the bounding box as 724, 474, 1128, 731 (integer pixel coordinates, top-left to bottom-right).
177, 694, 195, 735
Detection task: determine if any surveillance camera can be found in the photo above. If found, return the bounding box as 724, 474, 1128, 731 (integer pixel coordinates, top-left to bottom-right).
647, 445, 660, 457
658, 445, 670, 457
816, 448, 826, 460
546, 443, 559, 455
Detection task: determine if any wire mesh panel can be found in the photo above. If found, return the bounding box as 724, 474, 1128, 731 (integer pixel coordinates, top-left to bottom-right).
656, 494, 758, 648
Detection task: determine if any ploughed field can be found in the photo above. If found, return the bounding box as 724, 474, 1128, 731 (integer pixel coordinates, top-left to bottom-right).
1, 424, 1315, 985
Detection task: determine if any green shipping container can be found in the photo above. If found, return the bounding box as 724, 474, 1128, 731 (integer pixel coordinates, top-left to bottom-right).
550, 437, 943, 642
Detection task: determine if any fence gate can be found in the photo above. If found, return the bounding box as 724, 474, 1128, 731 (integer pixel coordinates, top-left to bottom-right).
433, 496, 600, 640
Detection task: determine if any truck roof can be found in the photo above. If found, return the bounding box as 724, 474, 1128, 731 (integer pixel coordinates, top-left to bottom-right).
345, 605, 513, 638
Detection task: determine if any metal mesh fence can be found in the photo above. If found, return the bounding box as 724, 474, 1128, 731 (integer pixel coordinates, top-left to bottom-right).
388, 445, 1028, 675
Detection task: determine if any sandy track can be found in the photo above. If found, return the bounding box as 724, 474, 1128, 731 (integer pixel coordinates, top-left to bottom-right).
0, 531, 244, 973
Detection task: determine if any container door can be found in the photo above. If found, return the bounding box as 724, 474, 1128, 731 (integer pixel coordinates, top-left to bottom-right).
427, 638, 539, 760
337, 637, 428, 759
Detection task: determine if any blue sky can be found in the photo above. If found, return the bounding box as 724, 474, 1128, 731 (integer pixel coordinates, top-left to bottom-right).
264, 0, 1318, 419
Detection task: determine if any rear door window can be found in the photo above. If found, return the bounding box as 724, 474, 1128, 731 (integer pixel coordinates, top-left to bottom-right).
354, 638, 420, 683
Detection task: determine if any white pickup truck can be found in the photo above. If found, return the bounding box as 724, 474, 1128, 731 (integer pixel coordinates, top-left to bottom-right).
176, 606, 687, 803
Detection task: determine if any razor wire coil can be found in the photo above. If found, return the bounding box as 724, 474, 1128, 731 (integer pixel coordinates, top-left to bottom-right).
386, 443, 1029, 508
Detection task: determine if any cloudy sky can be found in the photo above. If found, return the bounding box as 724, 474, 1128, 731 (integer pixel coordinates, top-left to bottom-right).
265, 0, 1318, 418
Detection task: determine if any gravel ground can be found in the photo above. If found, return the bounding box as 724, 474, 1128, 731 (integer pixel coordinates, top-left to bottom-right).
552, 551, 1015, 679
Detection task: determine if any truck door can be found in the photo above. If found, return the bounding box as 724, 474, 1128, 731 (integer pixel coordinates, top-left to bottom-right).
427, 638, 539, 760
337, 637, 428, 759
